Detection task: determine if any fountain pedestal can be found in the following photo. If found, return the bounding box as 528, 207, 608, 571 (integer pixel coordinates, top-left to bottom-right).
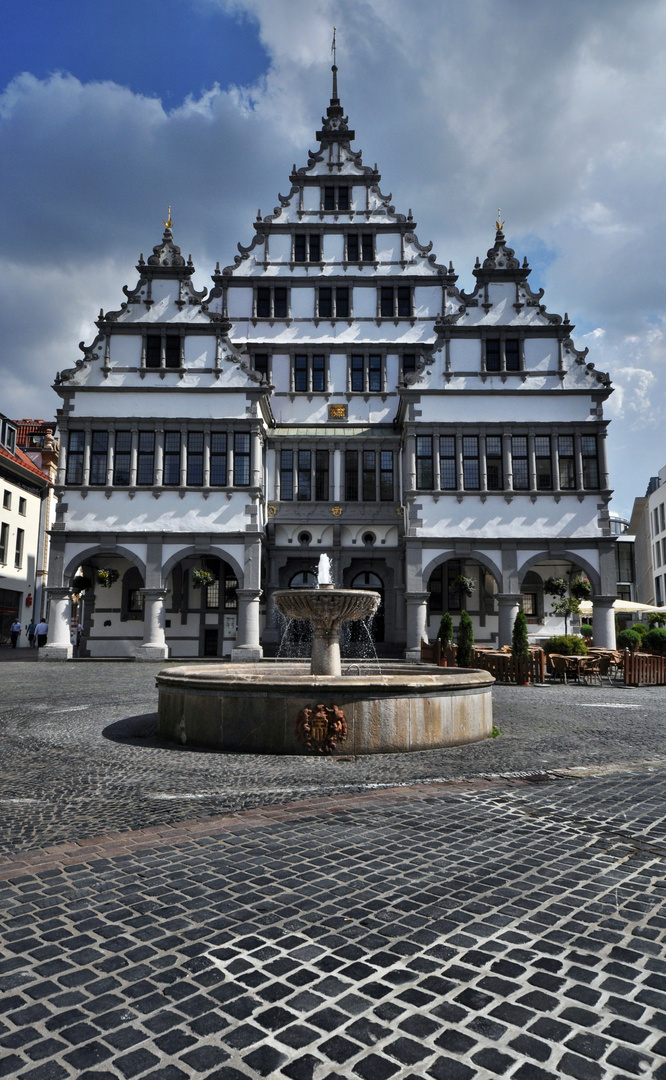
273, 584, 380, 677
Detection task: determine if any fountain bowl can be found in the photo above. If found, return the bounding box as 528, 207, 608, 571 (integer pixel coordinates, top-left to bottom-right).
156, 661, 494, 756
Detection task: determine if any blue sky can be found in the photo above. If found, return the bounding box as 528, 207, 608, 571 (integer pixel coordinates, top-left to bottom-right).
2, 0, 666, 518
2, 0, 269, 106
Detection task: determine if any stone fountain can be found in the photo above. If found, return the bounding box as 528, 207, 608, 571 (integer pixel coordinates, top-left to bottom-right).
156, 556, 493, 755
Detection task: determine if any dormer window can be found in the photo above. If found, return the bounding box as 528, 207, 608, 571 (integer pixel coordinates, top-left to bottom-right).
294, 233, 321, 263
347, 233, 374, 262
323, 185, 350, 211
0, 419, 16, 454
293, 354, 326, 392
256, 286, 288, 319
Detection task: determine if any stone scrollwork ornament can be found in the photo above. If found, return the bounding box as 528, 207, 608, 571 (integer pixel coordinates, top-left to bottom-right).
295, 703, 348, 754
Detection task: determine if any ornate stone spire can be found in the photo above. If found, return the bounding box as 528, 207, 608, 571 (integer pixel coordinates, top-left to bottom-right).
473, 223, 530, 284
136, 217, 195, 279
316, 28, 355, 144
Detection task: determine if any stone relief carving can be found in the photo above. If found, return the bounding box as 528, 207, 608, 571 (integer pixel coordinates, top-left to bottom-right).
295, 704, 348, 754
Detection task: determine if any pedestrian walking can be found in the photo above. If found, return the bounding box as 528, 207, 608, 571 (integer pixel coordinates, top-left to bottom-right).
35, 619, 48, 647
10, 620, 22, 648
27, 620, 37, 648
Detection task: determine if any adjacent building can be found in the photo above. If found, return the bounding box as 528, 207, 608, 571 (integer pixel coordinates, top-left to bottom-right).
0, 415, 53, 643
44, 72, 617, 660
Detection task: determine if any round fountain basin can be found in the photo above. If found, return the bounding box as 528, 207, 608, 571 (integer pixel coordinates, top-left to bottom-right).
156, 662, 494, 755
273, 587, 380, 625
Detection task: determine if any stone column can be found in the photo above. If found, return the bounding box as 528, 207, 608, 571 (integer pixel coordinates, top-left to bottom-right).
592, 596, 616, 650
405, 591, 430, 661
136, 589, 169, 661
231, 589, 263, 662
497, 593, 522, 647
40, 587, 73, 660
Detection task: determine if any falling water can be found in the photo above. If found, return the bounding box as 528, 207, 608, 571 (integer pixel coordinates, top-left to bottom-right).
317, 553, 333, 586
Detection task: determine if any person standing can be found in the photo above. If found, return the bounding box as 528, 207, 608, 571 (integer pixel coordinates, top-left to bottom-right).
27, 619, 37, 648
10, 620, 22, 649
35, 619, 48, 647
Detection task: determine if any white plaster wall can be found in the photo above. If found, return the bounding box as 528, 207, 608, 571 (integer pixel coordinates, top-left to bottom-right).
414, 394, 595, 423
413, 286, 441, 317
109, 337, 140, 366
184, 337, 216, 367
63, 491, 251, 533
325, 235, 344, 263
417, 495, 602, 538
227, 287, 254, 318
524, 339, 557, 369
450, 339, 481, 369
68, 389, 254, 418
269, 235, 291, 263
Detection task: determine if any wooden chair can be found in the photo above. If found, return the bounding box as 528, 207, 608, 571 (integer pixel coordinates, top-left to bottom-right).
550, 654, 570, 683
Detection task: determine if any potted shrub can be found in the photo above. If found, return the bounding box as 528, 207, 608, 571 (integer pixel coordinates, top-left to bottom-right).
616, 629, 641, 652
512, 609, 531, 685
436, 612, 454, 645
191, 568, 216, 589
580, 623, 594, 645
96, 568, 119, 589
456, 610, 475, 667
645, 627, 666, 655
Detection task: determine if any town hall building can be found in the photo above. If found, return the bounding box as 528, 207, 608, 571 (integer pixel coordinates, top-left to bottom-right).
42, 69, 617, 660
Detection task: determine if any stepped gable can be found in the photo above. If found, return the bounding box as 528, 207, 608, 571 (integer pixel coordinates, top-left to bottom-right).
213, 62, 453, 283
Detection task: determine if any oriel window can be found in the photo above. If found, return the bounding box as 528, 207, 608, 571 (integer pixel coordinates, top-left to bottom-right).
581, 435, 599, 489
558, 435, 575, 489
280, 449, 294, 501
439, 436, 456, 490
345, 450, 359, 501
315, 450, 329, 501
114, 431, 131, 486
233, 432, 251, 486
486, 436, 503, 490
416, 436, 433, 490
210, 433, 227, 486
462, 436, 479, 490
535, 436, 552, 490
512, 436, 529, 490
187, 432, 204, 486
163, 432, 181, 486
66, 431, 84, 485
363, 451, 376, 502
137, 432, 155, 486
90, 431, 108, 486
297, 450, 311, 501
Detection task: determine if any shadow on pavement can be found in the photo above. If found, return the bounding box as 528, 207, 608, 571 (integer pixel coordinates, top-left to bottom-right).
102, 713, 221, 754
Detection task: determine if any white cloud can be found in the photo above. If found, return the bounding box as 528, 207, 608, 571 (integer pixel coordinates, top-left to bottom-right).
2, 0, 666, 517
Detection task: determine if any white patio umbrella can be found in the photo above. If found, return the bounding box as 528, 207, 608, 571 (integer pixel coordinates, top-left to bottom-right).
578, 599, 666, 615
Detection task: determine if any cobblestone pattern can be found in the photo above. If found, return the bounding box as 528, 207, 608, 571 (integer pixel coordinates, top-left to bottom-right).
1, 661, 666, 854
1, 772, 666, 1079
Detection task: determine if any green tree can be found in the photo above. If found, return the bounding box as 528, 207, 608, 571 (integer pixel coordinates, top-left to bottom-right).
436, 612, 454, 645
456, 611, 475, 667
543, 574, 591, 635
512, 609, 530, 664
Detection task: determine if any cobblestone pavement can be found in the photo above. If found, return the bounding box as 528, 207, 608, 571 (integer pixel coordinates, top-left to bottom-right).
1, 662, 666, 1078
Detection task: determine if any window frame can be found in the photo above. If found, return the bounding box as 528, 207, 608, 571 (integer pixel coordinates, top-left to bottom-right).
323, 185, 351, 212
255, 285, 289, 320
379, 285, 413, 319
292, 353, 327, 393
483, 336, 523, 373
143, 332, 183, 370
349, 353, 384, 393
293, 232, 322, 263
65, 431, 85, 486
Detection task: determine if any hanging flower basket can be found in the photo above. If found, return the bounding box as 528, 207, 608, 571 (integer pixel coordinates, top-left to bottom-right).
570, 575, 592, 601
191, 568, 216, 589
452, 574, 475, 598
543, 576, 567, 598
96, 568, 119, 589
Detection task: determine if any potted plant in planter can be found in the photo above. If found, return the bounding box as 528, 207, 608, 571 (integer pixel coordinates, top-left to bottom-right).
96, 568, 120, 589
512, 608, 531, 685
191, 568, 216, 589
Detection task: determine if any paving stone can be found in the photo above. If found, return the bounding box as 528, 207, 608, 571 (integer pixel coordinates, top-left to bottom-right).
471, 1047, 517, 1074
558, 1051, 604, 1079
115, 1048, 162, 1077
509, 1032, 552, 1062
352, 1053, 400, 1080
427, 1059, 475, 1080
242, 1044, 288, 1076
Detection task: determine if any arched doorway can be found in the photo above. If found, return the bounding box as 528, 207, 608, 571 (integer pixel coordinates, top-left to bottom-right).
167, 556, 239, 657
350, 570, 384, 644
427, 559, 499, 643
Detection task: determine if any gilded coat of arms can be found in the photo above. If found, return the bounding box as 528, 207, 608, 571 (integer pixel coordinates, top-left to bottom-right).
295, 703, 348, 754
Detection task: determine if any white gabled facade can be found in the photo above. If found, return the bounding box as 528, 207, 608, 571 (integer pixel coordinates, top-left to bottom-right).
45, 73, 617, 660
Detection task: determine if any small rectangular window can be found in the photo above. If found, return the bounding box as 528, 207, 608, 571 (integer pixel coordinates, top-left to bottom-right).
137, 431, 155, 486
505, 339, 520, 371
486, 339, 501, 372
257, 287, 271, 318
315, 450, 329, 501
90, 431, 108, 486
2, 490, 11, 510
439, 436, 456, 490
402, 354, 416, 379
368, 355, 382, 392
486, 435, 503, 490
558, 435, 575, 489
312, 355, 325, 392
165, 335, 181, 369
145, 335, 161, 368
66, 431, 85, 485
163, 432, 181, 486
210, 433, 227, 486
581, 435, 599, 489
380, 451, 394, 501
512, 436, 529, 490
535, 435, 552, 490
273, 287, 287, 318
309, 234, 321, 262
253, 354, 269, 379
397, 287, 411, 317
294, 355, 308, 392
0, 522, 9, 563
324, 186, 335, 211
113, 431, 131, 486
345, 450, 358, 501
187, 432, 204, 486
416, 436, 433, 490
14, 528, 24, 569
294, 234, 306, 262
347, 234, 359, 262
361, 234, 374, 262
280, 449, 294, 501
318, 288, 332, 319
337, 187, 350, 210
18, 498, 26, 516
351, 355, 364, 392
233, 432, 251, 486
335, 287, 349, 319
462, 436, 479, 490
661, 503, 666, 533
363, 451, 376, 502
380, 287, 394, 318
297, 450, 311, 501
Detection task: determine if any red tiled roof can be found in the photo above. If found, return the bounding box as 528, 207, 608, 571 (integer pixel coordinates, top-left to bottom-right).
0, 442, 51, 483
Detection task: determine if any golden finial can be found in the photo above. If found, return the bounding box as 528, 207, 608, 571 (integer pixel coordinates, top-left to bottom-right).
495, 208, 505, 232
163, 205, 172, 229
